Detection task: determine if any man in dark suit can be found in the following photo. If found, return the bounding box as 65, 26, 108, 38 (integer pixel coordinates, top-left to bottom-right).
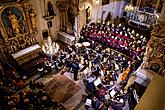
72, 60, 79, 81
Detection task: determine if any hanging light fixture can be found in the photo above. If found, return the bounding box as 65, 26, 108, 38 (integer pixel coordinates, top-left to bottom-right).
42, 36, 59, 61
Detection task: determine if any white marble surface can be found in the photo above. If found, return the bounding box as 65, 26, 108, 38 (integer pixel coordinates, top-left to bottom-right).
58, 32, 75, 45
12, 44, 41, 59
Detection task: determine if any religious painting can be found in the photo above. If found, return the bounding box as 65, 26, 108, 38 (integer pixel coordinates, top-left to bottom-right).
139, 0, 156, 13
1, 6, 27, 37
47, 21, 52, 28
102, 0, 109, 5
42, 29, 49, 39
67, 7, 75, 30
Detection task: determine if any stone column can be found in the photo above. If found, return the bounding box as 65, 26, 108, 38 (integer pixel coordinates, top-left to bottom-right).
141, 1, 165, 76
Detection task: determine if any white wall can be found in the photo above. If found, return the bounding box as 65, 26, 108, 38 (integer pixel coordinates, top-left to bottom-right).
50, 0, 60, 41
92, 0, 126, 22
29, 0, 45, 44
79, 0, 126, 31
29, 0, 60, 44
79, 1, 91, 29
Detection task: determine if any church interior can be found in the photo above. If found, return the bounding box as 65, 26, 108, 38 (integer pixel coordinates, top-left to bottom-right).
0, 0, 165, 110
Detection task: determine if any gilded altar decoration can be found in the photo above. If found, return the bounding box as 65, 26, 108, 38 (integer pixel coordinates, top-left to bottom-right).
5, 26, 13, 37
0, 1, 40, 64
151, 24, 159, 36
24, 35, 31, 46
8, 10, 20, 34
1, 7, 27, 37
28, 5, 36, 31
57, 0, 79, 34
142, 35, 165, 74
141, 0, 165, 75
9, 39, 19, 53
151, 24, 165, 37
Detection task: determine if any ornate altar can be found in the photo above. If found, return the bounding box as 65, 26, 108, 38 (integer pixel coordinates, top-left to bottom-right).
0, 0, 41, 65
56, 0, 79, 35
123, 0, 164, 31
127, 10, 157, 30
141, 0, 165, 76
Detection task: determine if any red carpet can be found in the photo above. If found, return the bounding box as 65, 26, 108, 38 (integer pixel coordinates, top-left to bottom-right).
44, 74, 81, 103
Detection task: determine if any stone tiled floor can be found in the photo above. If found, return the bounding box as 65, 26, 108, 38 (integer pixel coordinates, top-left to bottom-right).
35, 68, 87, 110
63, 72, 87, 110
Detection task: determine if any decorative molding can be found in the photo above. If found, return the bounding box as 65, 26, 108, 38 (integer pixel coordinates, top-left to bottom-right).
142, 23, 165, 75
0, 2, 38, 55
43, 15, 54, 21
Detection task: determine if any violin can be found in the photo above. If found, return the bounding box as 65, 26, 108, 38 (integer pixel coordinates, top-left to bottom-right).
121, 67, 131, 81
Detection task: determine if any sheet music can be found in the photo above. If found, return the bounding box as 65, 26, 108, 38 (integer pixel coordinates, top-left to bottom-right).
94, 78, 102, 86
85, 99, 92, 106
110, 89, 116, 97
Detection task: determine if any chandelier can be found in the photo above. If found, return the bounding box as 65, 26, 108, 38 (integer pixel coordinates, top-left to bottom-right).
125, 3, 134, 12
42, 36, 59, 56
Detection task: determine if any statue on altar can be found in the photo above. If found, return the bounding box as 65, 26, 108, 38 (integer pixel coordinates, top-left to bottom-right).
28, 5, 37, 30
67, 7, 75, 30
47, 1, 56, 16
8, 10, 21, 34
2, 7, 27, 36
86, 6, 91, 24
105, 11, 112, 23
